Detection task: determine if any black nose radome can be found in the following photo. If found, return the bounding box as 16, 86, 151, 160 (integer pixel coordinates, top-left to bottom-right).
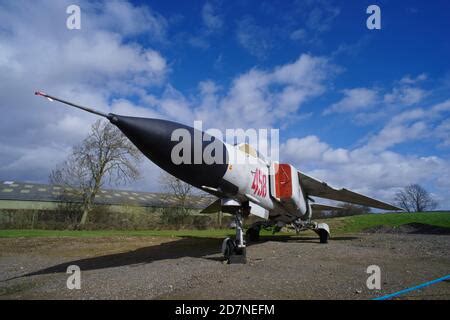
109, 114, 229, 189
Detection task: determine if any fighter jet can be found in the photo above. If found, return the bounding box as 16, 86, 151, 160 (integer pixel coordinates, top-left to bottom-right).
35, 91, 402, 264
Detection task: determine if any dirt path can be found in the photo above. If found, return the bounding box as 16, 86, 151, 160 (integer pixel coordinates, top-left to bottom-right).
0, 233, 449, 299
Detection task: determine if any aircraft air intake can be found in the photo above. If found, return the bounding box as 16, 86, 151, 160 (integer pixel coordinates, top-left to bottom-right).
270, 163, 307, 216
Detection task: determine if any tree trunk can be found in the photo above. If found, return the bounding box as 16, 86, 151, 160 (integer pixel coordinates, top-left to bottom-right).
79, 176, 102, 227
217, 211, 222, 228
79, 202, 91, 226
31, 211, 37, 229
79, 192, 95, 226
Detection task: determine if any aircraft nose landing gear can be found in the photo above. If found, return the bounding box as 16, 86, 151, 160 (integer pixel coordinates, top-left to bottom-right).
222, 211, 247, 264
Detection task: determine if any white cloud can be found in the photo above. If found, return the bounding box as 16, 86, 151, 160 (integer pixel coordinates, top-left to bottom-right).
202, 2, 223, 31
382, 73, 429, 106
290, 29, 307, 41
360, 100, 450, 151
186, 1, 223, 49
358, 99, 450, 152
431, 99, 450, 113
333, 75, 435, 130
282, 98, 450, 208
331, 36, 371, 57
399, 73, 427, 85
282, 136, 329, 163
110, 99, 161, 119
79, 0, 168, 40
188, 36, 210, 49
435, 118, 450, 147
60, 33, 167, 85
384, 86, 427, 106
322, 148, 350, 164
280, 131, 449, 208
305, 4, 340, 33
157, 85, 194, 122
289, 0, 340, 45
329, 73, 431, 124
0, 0, 334, 194
363, 121, 427, 152
324, 88, 378, 115
197, 54, 335, 129
1, 1, 447, 209
236, 16, 272, 59
0, 0, 169, 191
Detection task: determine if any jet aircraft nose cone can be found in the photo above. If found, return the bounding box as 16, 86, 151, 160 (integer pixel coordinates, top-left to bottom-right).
108, 114, 229, 189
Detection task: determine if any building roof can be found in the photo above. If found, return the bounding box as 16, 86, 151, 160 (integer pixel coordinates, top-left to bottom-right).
0, 181, 213, 210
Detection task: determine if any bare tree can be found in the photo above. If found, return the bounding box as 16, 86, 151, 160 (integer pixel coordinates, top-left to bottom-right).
159, 172, 194, 212
50, 120, 142, 227
158, 172, 197, 228
394, 184, 438, 212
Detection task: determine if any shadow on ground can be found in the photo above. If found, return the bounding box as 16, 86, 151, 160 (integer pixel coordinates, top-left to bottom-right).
257, 235, 357, 243
4, 234, 358, 280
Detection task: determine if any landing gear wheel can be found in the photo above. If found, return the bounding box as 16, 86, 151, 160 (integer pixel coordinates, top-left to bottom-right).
222, 238, 247, 264
318, 229, 329, 243
221, 208, 248, 264
228, 247, 247, 264
246, 226, 260, 242
222, 237, 234, 260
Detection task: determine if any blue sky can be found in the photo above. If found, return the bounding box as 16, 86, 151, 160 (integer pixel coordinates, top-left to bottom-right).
0, 0, 449, 208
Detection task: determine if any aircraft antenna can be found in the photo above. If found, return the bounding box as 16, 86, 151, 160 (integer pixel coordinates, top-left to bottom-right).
34, 91, 108, 118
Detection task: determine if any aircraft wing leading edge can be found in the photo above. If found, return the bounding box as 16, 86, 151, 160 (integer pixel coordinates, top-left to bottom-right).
200, 198, 221, 213
311, 203, 344, 211
298, 171, 403, 211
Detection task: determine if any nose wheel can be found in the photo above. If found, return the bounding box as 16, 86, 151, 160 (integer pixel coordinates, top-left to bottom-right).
222, 211, 247, 264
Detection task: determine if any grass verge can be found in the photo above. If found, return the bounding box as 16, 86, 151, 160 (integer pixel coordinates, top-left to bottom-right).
322, 211, 450, 234
0, 212, 448, 238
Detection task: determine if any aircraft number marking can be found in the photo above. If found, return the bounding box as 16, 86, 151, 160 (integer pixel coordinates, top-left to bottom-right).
251, 168, 267, 198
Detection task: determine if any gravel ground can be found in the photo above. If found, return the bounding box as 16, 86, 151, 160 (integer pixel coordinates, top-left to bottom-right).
0, 233, 449, 300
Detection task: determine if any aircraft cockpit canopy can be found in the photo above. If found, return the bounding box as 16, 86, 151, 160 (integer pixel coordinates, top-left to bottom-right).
236, 143, 267, 162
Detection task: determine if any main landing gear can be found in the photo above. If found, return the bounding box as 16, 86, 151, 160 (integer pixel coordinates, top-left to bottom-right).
316, 227, 329, 243
292, 219, 330, 243
246, 219, 331, 244
245, 221, 273, 242
246, 225, 261, 242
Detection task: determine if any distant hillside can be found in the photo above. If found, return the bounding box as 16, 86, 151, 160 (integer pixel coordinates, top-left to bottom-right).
321, 212, 450, 234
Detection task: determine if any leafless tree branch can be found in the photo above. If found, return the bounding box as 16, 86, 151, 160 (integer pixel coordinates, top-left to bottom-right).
394, 184, 438, 212
50, 120, 142, 227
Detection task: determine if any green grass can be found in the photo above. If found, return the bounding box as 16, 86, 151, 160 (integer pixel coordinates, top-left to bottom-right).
0, 212, 448, 238
0, 228, 290, 238
0, 229, 235, 238
322, 211, 450, 234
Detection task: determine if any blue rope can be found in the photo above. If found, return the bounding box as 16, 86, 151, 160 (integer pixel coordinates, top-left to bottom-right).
373, 274, 450, 300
